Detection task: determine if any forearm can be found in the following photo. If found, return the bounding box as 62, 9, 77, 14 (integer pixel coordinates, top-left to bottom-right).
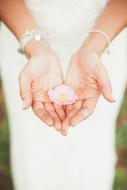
80, 0, 127, 56
0, 0, 40, 39
0, 0, 51, 57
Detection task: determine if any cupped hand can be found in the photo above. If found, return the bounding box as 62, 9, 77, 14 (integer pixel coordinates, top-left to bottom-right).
61, 51, 115, 135
19, 42, 65, 131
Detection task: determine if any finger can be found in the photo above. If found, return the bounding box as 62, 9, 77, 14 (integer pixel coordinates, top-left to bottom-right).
53, 103, 66, 121
96, 66, 115, 103
32, 101, 54, 126
71, 97, 98, 126
61, 100, 83, 135
66, 104, 73, 114
44, 102, 62, 131
19, 74, 32, 109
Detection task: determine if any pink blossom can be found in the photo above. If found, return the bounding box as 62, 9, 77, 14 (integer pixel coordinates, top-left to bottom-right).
48, 84, 78, 105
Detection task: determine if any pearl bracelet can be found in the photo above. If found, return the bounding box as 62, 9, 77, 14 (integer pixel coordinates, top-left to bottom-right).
18, 29, 44, 54
89, 29, 111, 54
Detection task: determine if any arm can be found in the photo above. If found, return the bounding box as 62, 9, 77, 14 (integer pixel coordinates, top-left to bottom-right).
80, 0, 127, 55
0, 0, 52, 57
61, 0, 127, 135
0, 0, 65, 131
0, 0, 38, 39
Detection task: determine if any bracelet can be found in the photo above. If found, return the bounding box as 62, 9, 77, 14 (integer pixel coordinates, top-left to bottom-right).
18, 29, 44, 54
89, 29, 111, 54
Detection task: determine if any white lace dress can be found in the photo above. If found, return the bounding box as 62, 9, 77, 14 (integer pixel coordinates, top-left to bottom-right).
0, 1, 127, 190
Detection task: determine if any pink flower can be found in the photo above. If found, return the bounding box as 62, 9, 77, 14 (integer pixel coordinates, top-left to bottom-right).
48, 84, 78, 105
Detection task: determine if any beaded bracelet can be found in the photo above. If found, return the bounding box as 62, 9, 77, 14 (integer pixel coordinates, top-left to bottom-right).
89, 29, 111, 54
18, 29, 44, 54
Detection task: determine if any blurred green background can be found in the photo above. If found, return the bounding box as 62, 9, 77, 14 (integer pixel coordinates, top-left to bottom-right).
0, 79, 13, 190
0, 77, 127, 190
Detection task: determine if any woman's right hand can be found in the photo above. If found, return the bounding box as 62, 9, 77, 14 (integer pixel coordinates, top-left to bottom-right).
19, 40, 65, 131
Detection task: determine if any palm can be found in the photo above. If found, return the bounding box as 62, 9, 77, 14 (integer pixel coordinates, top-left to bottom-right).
65, 52, 101, 100
19, 52, 65, 131
21, 53, 63, 102
61, 52, 115, 135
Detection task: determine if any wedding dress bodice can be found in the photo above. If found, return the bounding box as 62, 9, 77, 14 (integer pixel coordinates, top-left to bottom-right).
25, 0, 109, 42
24, 0, 110, 75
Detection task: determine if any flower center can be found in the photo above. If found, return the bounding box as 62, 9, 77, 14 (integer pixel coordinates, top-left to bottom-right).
59, 94, 68, 100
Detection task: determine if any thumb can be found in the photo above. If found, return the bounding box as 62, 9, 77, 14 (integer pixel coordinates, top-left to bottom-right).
96, 66, 116, 103
19, 75, 32, 109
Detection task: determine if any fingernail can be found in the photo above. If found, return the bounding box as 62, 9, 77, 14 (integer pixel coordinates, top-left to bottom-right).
48, 120, 54, 126
111, 95, 116, 103
54, 126, 61, 131
71, 121, 76, 126
61, 126, 70, 135
56, 126, 61, 131
110, 93, 116, 102
61, 130, 67, 136
56, 128, 60, 131
22, 100, 26, 109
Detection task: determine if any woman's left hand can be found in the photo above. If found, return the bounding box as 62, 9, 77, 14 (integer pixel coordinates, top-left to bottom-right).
60, 50, 115, 135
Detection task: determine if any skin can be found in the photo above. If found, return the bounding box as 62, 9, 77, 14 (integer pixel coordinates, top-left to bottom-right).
60, 0, 127, 135
19, 46, 65, 131
0, 0, 127, 136
0, 0, 66, 132
61, 52, 115, 135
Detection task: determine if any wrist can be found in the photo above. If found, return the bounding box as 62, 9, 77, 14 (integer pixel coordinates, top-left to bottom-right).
24, 39, 52, 58
79, 32, 110, 57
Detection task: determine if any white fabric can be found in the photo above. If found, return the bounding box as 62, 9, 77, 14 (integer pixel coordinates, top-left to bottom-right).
0, 0, 127, 190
